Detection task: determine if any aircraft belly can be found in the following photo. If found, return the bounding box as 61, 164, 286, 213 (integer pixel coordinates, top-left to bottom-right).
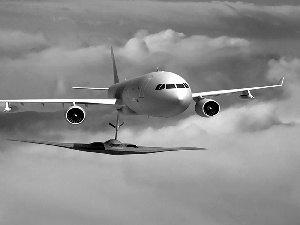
138, 97, 171, 117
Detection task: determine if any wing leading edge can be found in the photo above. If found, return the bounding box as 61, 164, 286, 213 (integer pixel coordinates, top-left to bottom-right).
0, 99, 116, 105
192, 77, 284, 98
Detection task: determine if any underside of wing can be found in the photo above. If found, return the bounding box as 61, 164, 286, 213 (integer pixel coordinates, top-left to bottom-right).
107, 146, 207, 154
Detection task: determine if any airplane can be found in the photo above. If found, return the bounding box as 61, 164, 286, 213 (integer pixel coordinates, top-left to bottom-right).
8, 139, 206, 155
7, 113, 206, 154
1, 47, 284, 154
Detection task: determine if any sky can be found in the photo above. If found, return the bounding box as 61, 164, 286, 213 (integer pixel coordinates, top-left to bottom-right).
0, 0, 300, 224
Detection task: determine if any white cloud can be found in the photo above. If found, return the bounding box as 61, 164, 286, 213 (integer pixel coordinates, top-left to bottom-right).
0, 30, 48, 54
121, 29, 250, 60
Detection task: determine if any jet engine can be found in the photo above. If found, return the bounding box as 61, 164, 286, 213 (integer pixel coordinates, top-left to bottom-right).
195, 99, 220, 117
65, 105, 86, 124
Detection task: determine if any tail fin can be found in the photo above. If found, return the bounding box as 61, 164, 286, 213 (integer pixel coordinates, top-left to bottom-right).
111, 46, 119, 84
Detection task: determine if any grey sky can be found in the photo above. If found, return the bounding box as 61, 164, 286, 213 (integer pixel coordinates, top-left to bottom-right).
154, 0, 300, 6
0, 1, 299, 225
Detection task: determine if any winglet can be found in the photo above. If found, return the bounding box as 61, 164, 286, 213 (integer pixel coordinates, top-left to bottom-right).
278, 77, 284, 86
111, 46, 119, 84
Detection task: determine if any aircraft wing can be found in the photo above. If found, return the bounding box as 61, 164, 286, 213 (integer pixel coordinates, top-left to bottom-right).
0, 98, 117, 105
8, 139, 206, 155
8, 139, 75, 149
125, 146, 206, 154
192, 77, 284, 98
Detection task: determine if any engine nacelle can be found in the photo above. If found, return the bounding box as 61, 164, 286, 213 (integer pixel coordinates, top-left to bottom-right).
65, 105, 86, 124
195, 99, 220, 117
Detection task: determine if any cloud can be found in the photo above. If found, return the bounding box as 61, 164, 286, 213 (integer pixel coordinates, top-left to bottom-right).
2, 1, 300, 43
121, 29, 250, 60
1, 98, 300, 225
0, 44, 113, 100
153, 0, 300, 5
0, 30, 48, 57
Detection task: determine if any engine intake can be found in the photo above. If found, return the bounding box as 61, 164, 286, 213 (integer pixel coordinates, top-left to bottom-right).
66, 105, 86, 124
195, 99, 220, 117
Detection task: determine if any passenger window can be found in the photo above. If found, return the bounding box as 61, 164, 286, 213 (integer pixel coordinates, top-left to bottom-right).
155, 84, 163, 90
166, 84, 176, 89
176, 84, 185, 88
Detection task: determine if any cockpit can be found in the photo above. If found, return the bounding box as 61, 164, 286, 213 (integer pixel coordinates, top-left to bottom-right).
155, 83, 189, 90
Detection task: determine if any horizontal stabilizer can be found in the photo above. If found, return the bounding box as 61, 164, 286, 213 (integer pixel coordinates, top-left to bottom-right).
72, 87, 109, 90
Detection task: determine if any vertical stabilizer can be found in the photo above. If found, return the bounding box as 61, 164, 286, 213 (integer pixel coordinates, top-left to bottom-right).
111, 46, 119, 84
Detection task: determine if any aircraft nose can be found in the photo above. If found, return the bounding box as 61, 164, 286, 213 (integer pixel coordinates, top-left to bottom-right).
176, 90, 187, 101
175, 88, 191, 102
167, 89, 192, 116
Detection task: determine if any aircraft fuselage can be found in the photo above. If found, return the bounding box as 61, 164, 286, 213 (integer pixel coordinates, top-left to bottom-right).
108, 71, 192, 117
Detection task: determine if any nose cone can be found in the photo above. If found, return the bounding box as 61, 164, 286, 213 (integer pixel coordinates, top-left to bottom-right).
176, 89, 189, 101
140, 71, 193, 117
166, 88, 192, 117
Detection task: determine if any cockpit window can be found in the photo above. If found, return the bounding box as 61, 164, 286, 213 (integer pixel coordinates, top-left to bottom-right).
184, 83, 189, 88
155, 84, 165, 90
155, 84, 163, 90
176, 84, 185, 88
159, 84, 165, 90
155, 83, 189, 90
166, 84, 176, 89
